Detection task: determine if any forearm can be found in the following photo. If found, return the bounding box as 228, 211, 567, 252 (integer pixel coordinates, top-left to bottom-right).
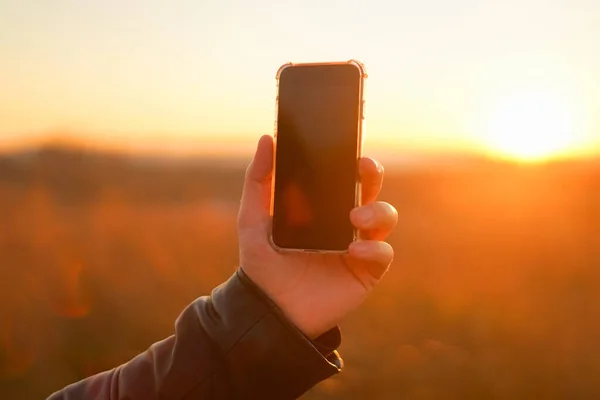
46, 268, 342, 400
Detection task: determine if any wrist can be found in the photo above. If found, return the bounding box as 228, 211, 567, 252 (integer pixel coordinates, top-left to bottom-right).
238, 265, 335, 339
270, 294, 335, 339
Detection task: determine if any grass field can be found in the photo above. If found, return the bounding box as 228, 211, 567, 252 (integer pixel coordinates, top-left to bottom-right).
1, 146, 599, 399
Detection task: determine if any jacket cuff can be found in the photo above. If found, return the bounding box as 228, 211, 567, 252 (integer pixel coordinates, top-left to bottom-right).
237, 268, 343, 367
311, 327, 344, 369
196, 267, 343, 399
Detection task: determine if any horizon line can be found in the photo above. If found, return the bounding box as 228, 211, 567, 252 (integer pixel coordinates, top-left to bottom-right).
1, 130, 599, 166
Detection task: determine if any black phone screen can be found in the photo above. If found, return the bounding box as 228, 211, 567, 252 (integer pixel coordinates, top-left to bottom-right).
272, 64, 363, 251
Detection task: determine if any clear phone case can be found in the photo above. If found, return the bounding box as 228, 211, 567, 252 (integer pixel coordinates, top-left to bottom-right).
269, 60, 368, 254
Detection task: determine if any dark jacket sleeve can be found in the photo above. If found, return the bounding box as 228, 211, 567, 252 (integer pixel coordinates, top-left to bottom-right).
46, 267, 343, 400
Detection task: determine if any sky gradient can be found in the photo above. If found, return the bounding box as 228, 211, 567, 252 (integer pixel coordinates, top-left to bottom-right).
1, 0, 599, 158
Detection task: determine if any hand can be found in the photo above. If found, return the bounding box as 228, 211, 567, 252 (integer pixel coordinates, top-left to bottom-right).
237, 135, 398, 339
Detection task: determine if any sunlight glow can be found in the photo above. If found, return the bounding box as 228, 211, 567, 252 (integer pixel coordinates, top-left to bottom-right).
481, 92, 583, 162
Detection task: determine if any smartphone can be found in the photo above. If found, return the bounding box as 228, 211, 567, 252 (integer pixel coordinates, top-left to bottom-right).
269, 60, 367, 253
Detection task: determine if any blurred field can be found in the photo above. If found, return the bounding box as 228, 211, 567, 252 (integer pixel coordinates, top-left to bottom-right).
0, 146, 599, 399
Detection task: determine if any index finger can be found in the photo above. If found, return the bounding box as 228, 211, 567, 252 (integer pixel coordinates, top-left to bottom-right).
359, 157, 384, 204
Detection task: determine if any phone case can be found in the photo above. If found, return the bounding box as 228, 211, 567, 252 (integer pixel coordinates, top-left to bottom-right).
269, 59, 368, 254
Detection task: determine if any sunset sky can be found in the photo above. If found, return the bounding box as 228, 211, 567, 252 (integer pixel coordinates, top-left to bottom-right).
1, 0, 599, 160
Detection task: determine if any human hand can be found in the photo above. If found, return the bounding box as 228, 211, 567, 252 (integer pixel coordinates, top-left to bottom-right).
237, 135, 398, 339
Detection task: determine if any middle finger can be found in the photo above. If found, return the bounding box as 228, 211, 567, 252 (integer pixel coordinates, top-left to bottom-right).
350, 201, 398, 240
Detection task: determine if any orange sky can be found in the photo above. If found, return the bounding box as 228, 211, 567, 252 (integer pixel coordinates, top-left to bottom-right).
1, 1, 599, 160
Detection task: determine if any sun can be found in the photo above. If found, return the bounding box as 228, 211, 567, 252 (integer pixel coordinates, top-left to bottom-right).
481, 91, 581, 162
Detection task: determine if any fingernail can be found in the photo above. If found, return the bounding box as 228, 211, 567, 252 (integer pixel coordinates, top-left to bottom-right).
356, 208, 374, 224
352, 241, 369, 255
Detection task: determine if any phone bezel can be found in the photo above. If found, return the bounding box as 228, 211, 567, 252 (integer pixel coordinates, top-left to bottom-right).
268, 59, 368, 254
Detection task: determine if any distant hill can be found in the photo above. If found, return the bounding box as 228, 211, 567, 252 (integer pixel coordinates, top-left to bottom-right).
0, 145, 247, 206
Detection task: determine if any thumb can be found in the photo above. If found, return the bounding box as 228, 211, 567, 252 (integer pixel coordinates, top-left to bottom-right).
238, 135, 274, 233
